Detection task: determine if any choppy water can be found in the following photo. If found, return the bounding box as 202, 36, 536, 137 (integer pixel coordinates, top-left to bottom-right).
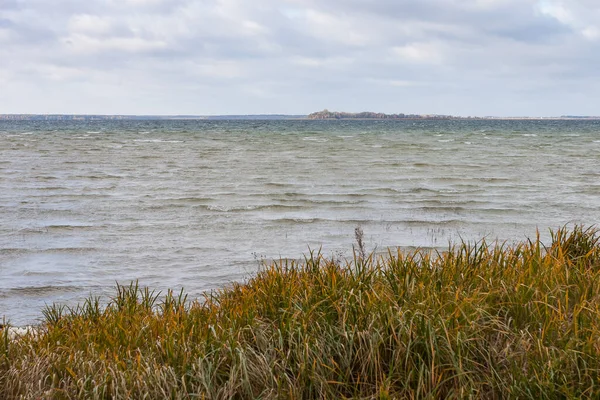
1, 119, 599, 325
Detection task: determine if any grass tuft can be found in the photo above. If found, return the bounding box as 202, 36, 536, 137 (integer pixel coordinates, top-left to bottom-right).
2, 226, 600, 398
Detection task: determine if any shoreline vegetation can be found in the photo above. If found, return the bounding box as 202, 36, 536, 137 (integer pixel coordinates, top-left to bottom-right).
2, 226, 600, 398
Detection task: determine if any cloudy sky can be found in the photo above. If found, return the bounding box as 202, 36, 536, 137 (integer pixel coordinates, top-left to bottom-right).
0, 0, 599, 116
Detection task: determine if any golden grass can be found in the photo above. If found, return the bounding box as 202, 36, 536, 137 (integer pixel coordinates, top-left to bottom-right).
1, 226, 600, 399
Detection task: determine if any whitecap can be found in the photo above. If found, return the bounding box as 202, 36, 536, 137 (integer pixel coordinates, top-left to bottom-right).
302, 137, 328, 142
133, 139, 184, 143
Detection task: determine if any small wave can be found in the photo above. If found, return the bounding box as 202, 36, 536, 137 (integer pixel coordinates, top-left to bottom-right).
274, 217, 373, 224
365, 187, 440, 195
1, 247, 97, 255
302, 137, 328, 142
523, 134, 538, 137
271, 217, 470, 226
133, 139, 184, 143
301, 199, 366, 206
169, 196, 215, 203
400, 219, 469, 227
8, 285, 83, 296
71, 174, 121, 180
408, 198, 482, 205
479, 177, 511, 182
283, 192, 372, 198
0, 248, 27, 255
41, 247, 98, 252
415, 205, 518, 214
45, 224, 98, 231
16, 225, 98, 234
417, 206, 467, 213
278, 192, 304, 197
265, 182, 291, 188
205, 204, 304, 212
35, 186, 68, 190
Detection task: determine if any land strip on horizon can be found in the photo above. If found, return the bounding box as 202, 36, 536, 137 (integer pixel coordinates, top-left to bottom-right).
1, 111, 599, 121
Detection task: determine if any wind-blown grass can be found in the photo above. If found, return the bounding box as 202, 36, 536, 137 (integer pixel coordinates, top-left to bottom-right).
1, 226, 600, 399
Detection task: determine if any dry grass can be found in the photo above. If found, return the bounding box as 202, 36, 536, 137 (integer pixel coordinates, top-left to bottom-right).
2, 226, 600, 399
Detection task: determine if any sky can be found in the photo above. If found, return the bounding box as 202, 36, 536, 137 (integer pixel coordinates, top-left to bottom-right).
0, 0, 599, 116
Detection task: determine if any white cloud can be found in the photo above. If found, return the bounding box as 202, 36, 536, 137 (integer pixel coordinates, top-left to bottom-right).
64, 34, 168, 53
296, 8, 375, 47
185, 60, 244, 79
538, 0, 600, 40
30, 64, 87, 81
538, 2, 573, 24
582, 27, 599, 40
366, 78, 424, 87
291, 55, 354, 68
68, 14, 114, 35
0, 28, 12, 42
391, 42, 444, 65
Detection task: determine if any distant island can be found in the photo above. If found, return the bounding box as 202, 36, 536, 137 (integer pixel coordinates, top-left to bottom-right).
1, 112, 599, 121
307, 110, 600, 120
307, 109, 452, 120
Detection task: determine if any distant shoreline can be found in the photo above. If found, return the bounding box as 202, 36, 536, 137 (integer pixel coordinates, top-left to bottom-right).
305, 109, 600, 121
1, 113, 600, 121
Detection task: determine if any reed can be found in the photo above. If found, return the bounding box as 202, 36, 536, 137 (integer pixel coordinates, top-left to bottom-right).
1, 226, 600, 399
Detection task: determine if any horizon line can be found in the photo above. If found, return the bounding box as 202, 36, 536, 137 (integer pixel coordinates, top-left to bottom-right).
1, 113, 599, 120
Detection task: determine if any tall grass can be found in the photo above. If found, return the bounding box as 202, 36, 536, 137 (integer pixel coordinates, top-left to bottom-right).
1, 226, 600, 399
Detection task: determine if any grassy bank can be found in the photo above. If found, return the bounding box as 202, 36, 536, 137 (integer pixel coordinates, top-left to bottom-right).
2, 226, 600, 399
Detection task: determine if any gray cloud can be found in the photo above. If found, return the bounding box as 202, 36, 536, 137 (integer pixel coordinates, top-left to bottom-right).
0, 0, 599, 115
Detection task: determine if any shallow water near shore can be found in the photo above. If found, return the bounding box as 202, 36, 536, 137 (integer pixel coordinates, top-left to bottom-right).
1, 119, 599, 325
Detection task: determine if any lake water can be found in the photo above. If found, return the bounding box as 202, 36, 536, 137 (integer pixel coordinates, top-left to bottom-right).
1, 119, 599, 325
